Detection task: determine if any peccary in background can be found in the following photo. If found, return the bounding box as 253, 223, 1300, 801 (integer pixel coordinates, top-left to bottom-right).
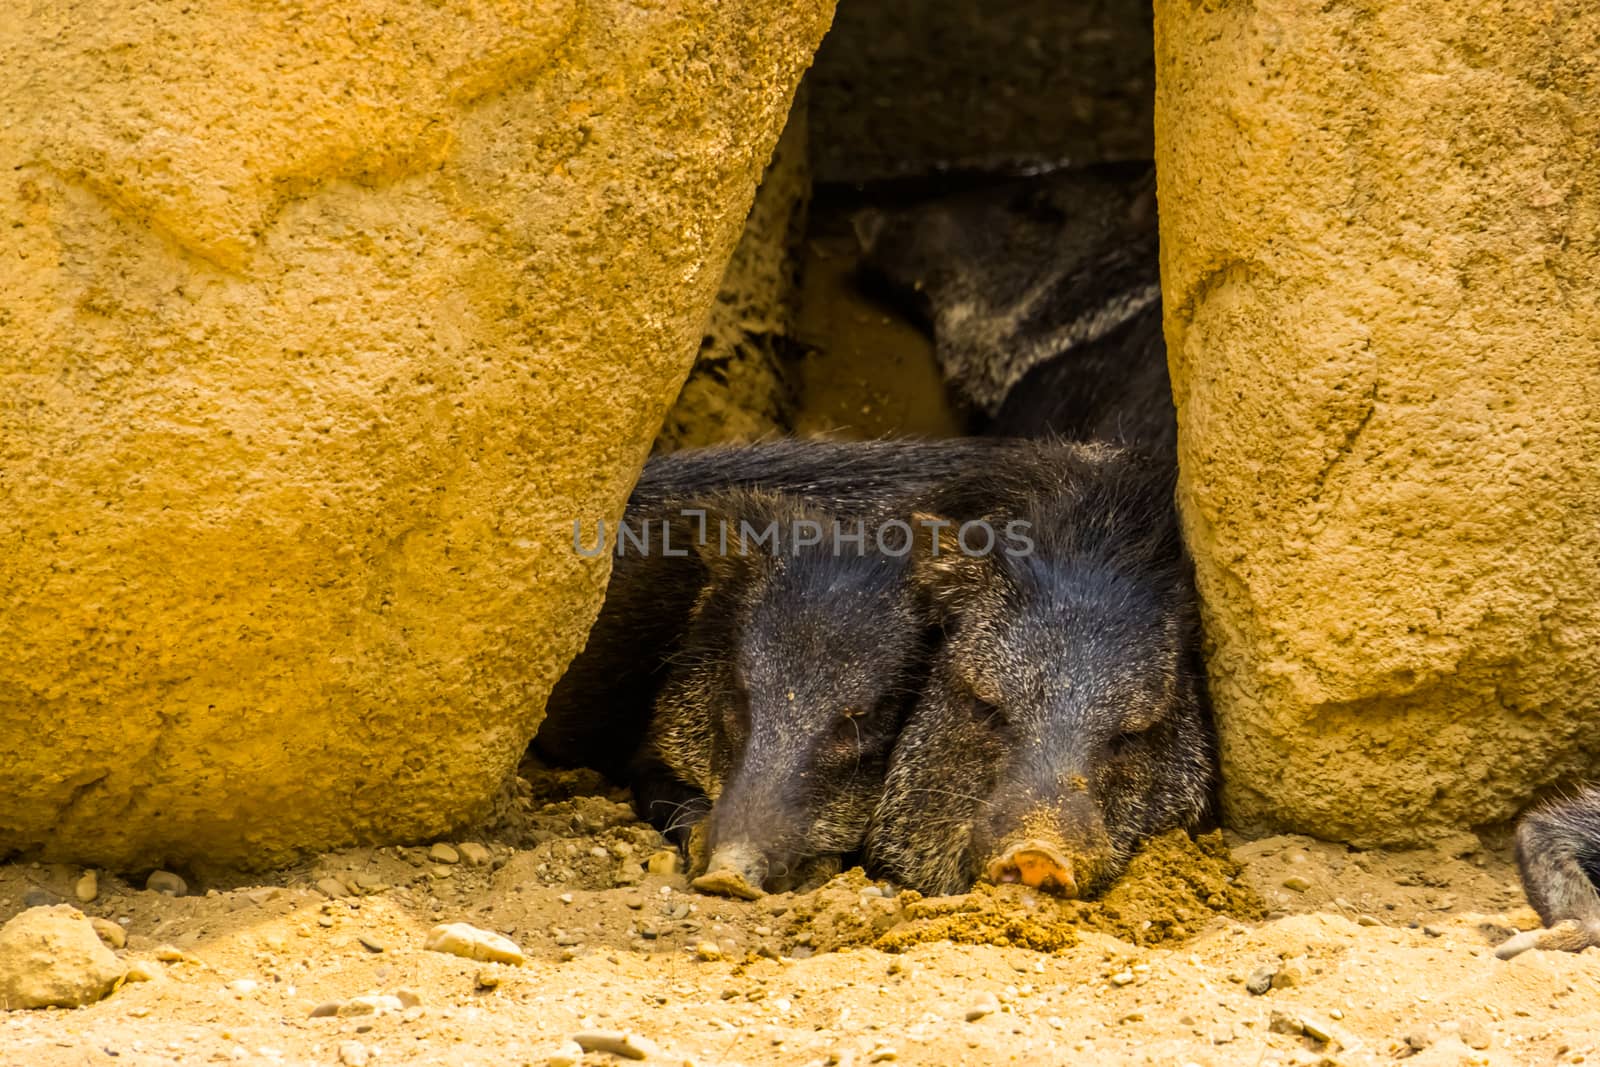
637, 490, 940, 895
1497, 787, 1600, 958
533, 437, 1026, 784
854, 162, 1173, 451
867, 439, 1215, 898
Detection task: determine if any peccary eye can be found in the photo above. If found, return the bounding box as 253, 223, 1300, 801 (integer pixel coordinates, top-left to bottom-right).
968, 695, 1008, 732
832, 707, 867, 746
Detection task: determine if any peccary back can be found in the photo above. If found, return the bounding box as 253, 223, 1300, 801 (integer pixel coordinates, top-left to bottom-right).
855, 163, 1173, 452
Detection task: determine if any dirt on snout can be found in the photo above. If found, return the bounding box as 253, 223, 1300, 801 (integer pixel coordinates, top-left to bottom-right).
3, 769, 1599, 1066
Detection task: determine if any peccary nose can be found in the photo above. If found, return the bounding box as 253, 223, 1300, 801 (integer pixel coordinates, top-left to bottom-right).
690, 843, 769, 900
985, 841, 1079, 897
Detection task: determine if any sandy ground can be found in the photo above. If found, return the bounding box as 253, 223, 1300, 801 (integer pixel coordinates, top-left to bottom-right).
4, 768, 1598, 1067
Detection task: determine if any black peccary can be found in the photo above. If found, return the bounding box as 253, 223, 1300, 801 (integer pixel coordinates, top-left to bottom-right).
637, 490, 947, 894
532, 437, 1018, 781
1496, 787, 1600, 958
854, 162, 1174, 452
866, 439, 1216, 898
533, 438, 1024, 786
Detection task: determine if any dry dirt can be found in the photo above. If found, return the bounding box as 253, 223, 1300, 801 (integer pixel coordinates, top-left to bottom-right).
4, 768, 1598, 1067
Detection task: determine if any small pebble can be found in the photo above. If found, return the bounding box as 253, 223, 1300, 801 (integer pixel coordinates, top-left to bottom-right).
424, 922, 526, 965
337, 1040, 371, 1067
693, 940, 723, 962
429, 843, 460, 865
868, 1046, 898, 1063
1281, 875, 1312, 893
457, 842, 492, 867
339, 994, 404, 1017
357, 934, 386, 954
1457, 1019, 1492, 1050
146, 870, 187, 897
123, 961, 160, 984
475, 969, 501, 991
315, 877, 348, 899
1300, 1015, 1336, 1043
1268, 1010, 1303, 1035
74, 871, 99, 904
646, 851, 683, 876
1271, 961, 1306, 989
1245, 965, 1276, 995
965, 993, 1000, 1021
1357, 914, 1382, 927
545, 1040, 585, 1067
1109, 969, 1135, 986
90, 917, 127, 950
1404, 1029, 1434, 1051
226, 979, 258, 995
571, 1030, 659, 1060
22, 888, 55, 909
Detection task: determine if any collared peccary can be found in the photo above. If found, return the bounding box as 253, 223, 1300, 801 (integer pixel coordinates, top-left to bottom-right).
636, 489, 946, 894
854, 162, 1173, 452
1496, 787, 1600, 958
534, 437, 1034, 892
866, 439, 1215, 898
533, 436, 1028, 784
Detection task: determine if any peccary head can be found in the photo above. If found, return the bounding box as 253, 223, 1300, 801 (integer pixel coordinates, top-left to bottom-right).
853, 163, 1161, 423
647, 491, 934, 892
866, 446, 1215, 898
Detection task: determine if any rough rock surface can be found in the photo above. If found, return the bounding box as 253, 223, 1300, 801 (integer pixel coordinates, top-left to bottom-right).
0, 0, 834, 868
0, 905, 125, 1010
655, 97, 810, 452
1155, 0, 1600, 844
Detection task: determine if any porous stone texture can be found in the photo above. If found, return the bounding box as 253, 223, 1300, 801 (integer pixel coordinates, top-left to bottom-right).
0, 905, 125, 1010
0, 0, 834, 868
1156, 0, 1600, 844
654, 97, 810, 451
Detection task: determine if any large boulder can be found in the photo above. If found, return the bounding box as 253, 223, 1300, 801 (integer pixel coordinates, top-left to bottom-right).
0, 0, 834, 868
1155, 0, 1600, 844
0, 906, 125, 1011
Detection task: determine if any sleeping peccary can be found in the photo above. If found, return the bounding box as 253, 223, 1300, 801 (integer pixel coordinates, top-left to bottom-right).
1496, 786, 1600, 958
866, 438, 1216, 898
638, 490, 944, 894
534, 436, 1026, 783
533, 438, 1030, 892
854, 162, 1173, 451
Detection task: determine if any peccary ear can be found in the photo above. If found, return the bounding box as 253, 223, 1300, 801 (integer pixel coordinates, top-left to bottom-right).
907, 512, 999, 618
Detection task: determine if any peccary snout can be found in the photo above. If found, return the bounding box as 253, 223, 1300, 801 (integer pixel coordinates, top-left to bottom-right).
979, 789, 1113, 899
986, 841, 1077, 895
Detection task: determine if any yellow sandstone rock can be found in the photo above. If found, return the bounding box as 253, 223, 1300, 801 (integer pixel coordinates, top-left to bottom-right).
0, 0, 834, 867
1155, 0, 1600, 844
